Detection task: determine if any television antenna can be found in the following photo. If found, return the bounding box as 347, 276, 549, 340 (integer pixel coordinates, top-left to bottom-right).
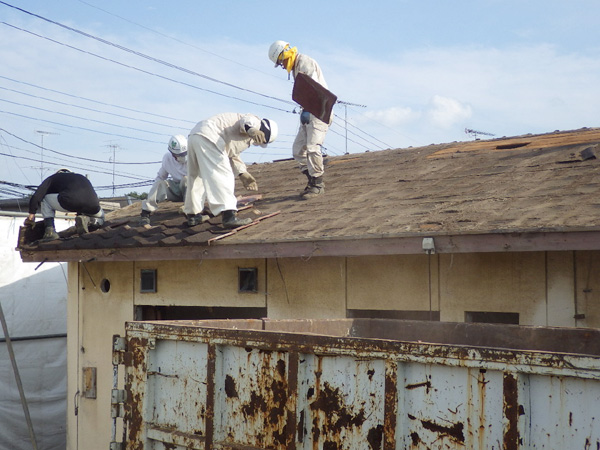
35, 130, 60, 182
104, 143, 121, 196
337, 100, 367, 154
465, 128, 495, 140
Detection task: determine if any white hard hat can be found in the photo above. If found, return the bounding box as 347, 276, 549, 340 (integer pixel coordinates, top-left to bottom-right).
168, 135, 187, 156
268, 40, 289, 66
260, 119, 278, 145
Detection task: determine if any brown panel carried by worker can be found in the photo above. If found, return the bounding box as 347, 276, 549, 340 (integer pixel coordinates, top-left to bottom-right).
292, 72, 338, 124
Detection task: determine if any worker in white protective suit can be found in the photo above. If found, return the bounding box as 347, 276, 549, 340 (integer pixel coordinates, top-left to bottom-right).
139, 135, 188, 225
182, 113, 278, 229
269, 40, 331, 199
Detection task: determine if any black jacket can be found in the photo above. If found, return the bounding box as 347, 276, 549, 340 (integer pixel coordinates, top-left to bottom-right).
28, 172, 101, 215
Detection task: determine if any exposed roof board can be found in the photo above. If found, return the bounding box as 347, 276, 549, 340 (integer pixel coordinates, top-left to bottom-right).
18, 128, 600, 262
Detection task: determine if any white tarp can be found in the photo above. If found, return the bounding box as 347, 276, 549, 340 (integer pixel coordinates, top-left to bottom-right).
0, 215, 70, 450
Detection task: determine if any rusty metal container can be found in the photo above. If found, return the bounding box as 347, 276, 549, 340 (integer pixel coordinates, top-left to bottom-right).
112, 319, 600, 449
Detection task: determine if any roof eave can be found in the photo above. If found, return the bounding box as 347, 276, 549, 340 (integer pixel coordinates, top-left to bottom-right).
18, 230, 600, 263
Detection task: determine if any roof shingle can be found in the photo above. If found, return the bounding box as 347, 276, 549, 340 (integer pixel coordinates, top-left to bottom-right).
17, 128, 600, 261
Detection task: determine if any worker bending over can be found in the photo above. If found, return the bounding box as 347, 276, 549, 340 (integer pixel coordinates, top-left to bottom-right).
183, 112, 278, 229
25, 169, 104, 241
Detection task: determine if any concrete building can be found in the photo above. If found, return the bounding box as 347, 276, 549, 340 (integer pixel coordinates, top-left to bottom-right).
17, 127, 600, 449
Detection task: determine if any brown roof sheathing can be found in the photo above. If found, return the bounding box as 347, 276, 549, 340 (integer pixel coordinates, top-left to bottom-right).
18, 128, 600, 262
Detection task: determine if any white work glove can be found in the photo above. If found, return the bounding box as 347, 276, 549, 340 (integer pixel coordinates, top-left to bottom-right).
239, 172, 258, 191
246, 127, 266, 145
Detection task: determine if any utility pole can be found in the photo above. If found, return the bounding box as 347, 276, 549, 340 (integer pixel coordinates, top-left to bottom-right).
337, 100, 366, 154
105, 143, 120, 196
34, 130, 59, 182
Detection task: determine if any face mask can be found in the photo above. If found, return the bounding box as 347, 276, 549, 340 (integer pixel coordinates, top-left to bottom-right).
279, 46, 298, 74
175, 155, 186, 163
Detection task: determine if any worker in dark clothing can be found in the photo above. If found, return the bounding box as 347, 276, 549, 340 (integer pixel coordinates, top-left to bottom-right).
25, 169, 105, 241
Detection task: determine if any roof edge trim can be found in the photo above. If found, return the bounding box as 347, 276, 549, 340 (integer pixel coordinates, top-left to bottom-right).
18, 230, 600, 263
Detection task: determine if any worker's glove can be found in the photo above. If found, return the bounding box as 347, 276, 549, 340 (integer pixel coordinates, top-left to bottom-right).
239, 172, 258, 191
23, 217, 36, 228
247, 127, 266, 145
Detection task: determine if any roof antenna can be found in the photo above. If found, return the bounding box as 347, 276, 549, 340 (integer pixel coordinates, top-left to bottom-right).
338, 100, 367, 154
465, 128, 495, 140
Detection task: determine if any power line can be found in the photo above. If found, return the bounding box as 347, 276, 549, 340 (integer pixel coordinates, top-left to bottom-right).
0, 150, 151, 183
0, 3, 393, 167
0, 128, 160, 165
0, 75, 195, 124
76, 0, 283, 82
0, 2, 294, 107
0, 13, 383, 155
332, 112, 393, 149
1, 21, 294, 114
0, 85, 186, 129
0, 97, 168, 137
0, 110, 164, 144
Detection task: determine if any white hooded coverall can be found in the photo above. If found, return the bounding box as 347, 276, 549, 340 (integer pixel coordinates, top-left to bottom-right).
292, 53, 331, 178
142, 151, 187, 213
183, 113, 257, 217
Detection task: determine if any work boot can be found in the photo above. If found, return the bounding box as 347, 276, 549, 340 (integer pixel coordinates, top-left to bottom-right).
222, 210, 252, 229
187, 213, 209, 227
75, 215, 90, 234
300, 176, 324, 200
41, 226, 59, 241
139, 209, 151, 226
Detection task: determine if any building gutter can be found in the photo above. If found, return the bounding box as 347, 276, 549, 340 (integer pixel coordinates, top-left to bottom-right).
17, 230, 600, 263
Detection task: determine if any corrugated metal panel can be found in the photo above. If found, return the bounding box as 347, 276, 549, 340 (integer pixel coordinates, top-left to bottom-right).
116, 320, 600, 449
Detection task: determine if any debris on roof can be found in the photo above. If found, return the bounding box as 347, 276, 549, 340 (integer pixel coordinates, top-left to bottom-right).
16, 127, 600, 260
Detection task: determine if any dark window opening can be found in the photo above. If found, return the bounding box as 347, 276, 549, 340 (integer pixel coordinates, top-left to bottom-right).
140, 269, 157, 293
465, 311, 520, 325
347, 309, 440, 321
136, 305, 267, 321
239, 268, 258, 293
100, 278, 111, 293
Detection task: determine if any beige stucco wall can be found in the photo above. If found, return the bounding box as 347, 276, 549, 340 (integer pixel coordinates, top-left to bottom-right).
575, 251, 600, 328
438, 252, 547, 324
347, 254, 439, 311
67, 250, 600, 450
67, 261, 135, 450
133, 259, 266, 307
267, 257, 347, 319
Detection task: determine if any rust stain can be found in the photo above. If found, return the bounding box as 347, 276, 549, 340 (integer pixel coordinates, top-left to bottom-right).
503, 373, 520, 450
410, 431, 421, 446
228, 353, 290, 448
420, 419, 465, 444
297, 410, 305, 443
124, 336, 150, 450
405, 381, 432, 392
310, 381, 372, 448
224, 374, 238, 398
384, 363, 398, 450
408, 413, 465, 445
367, 425, 384, 450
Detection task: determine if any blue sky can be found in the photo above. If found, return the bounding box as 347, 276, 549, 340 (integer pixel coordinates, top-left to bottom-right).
1, 0, 600, 197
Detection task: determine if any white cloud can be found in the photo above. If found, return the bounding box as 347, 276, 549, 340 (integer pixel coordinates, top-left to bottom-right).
361, 106, 420, 128
426, 95, 472, 129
